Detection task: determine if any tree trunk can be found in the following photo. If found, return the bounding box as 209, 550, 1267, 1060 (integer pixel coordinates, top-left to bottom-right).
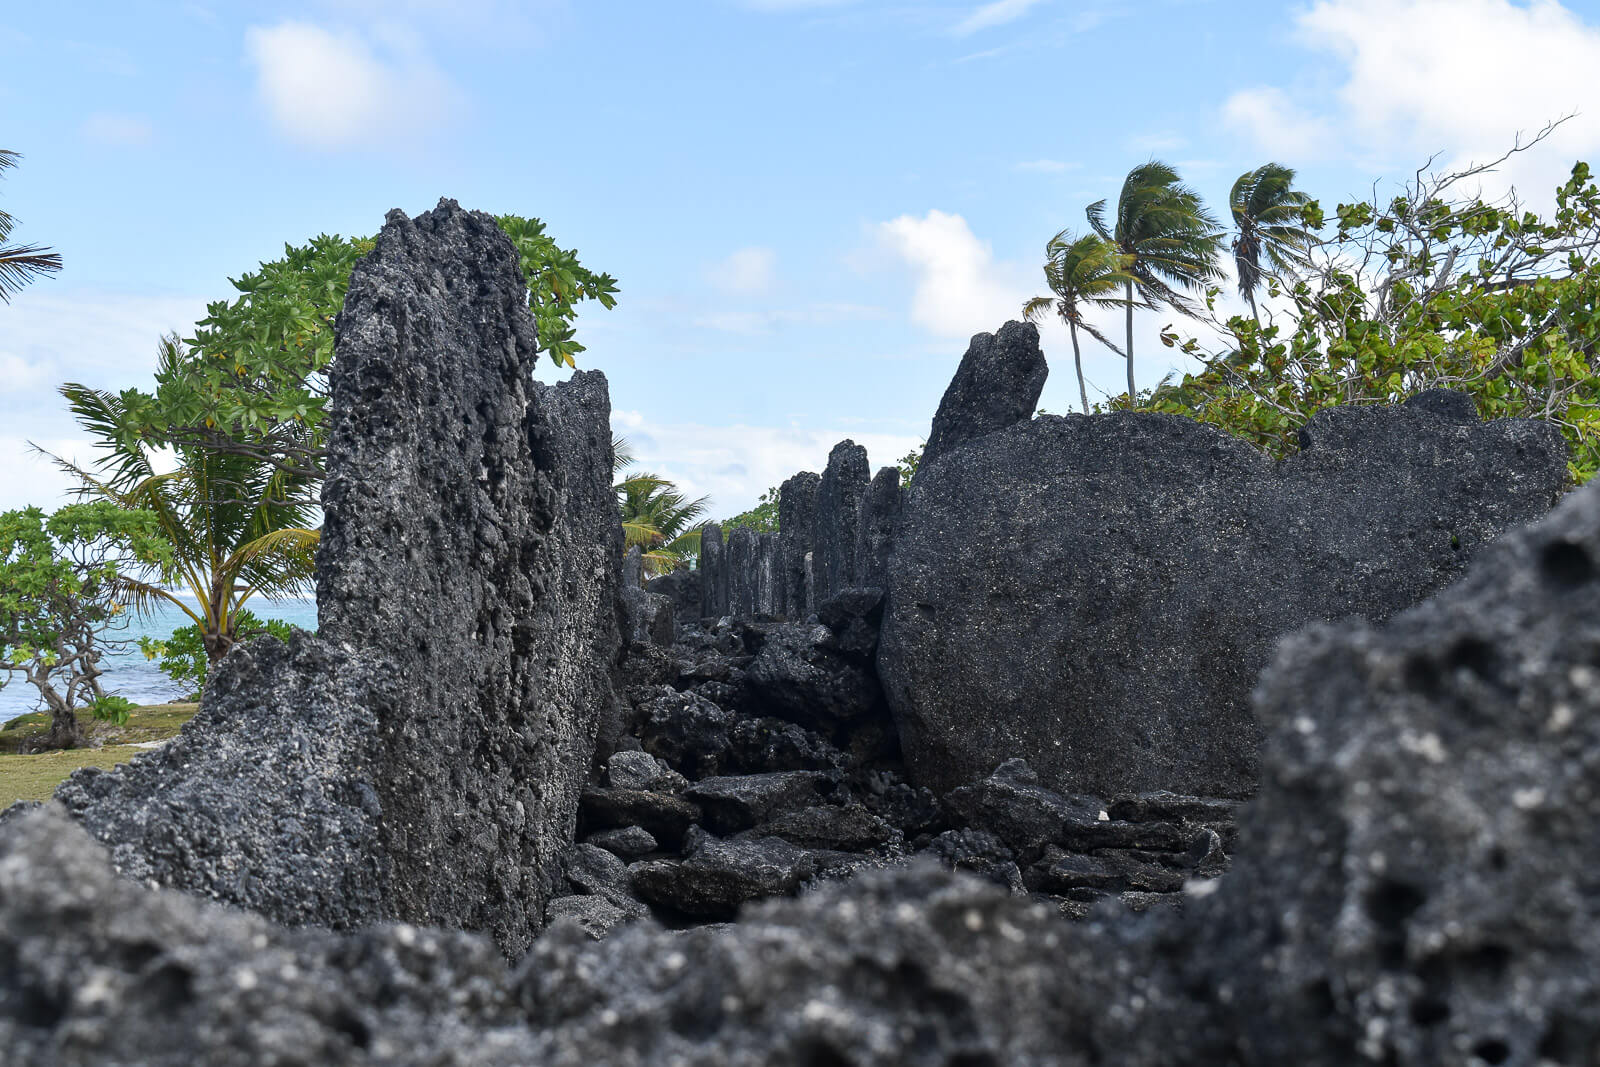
1069, 318, 1090, 414
1125, 280, 1137, 402
27, 665, 82, 750
1246, 287, 1260, 326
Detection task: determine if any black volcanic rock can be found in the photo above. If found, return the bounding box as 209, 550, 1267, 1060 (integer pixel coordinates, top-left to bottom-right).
1190, 476, 1600, 1066
811, 440, 870, 602
854, 466, 904, 590
777, 471, 820, 616
53, 200, 622, 957
700, 523, 727, 619
918, 319, 1046, 472
743, 621, 884, 728
629, 830, 816, 920
880, 401, 1566, 797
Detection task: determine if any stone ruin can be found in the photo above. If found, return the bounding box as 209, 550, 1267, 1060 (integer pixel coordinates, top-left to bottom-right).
2, 200, 1596, 1066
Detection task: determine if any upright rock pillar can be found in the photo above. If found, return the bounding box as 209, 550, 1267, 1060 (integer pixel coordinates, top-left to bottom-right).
54, 200, 622, 958
811, 441, 870, 603
777, 472, 820, 616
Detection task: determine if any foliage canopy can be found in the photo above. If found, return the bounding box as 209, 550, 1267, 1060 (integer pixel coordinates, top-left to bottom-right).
0, 503, 168, 748
1154, 138, 1600, 483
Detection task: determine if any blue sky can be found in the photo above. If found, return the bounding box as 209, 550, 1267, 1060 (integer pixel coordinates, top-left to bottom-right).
5, 0, 1600, 517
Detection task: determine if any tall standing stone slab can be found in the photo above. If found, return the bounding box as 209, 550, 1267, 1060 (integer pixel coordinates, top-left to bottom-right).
778, 471, 820, 617
726, 527, 759, 616
756, 532, 780, 615
811, 440, 870, 603
880, 402, 1567, 798
854, 466, 903, 590
700, 523, 726, 619
918, 319, 1046, 473
53, 200, 622, 958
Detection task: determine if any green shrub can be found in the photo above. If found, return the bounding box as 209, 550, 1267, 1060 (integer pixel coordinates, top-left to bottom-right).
139, 609, 301, 699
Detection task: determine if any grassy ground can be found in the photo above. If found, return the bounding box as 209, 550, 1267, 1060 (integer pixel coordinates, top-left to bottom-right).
0, 702, 199, 807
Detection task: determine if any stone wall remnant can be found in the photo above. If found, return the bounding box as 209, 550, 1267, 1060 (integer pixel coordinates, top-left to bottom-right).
51, 199, 622, 958
699, 523, 726, 619
880, 401, 1567, 797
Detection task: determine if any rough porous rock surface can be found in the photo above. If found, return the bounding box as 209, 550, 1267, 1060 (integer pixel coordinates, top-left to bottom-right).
14, 474, 1599, 1063
917, 319, 1046, 472
54, 200, 622, 957
1188, 476, 1600, 1066
644, 564, 701, 627
811, 440, 870, 603
854, 466, 904, 590
52, 635, 387, 930
881, 402, 1566, 797
699, 523, 728, 619
777, 471, 820, 616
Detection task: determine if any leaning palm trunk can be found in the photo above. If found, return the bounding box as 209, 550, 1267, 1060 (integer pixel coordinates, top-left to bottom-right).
1068, 319, 1091, 414
1124, 279, 1137, 400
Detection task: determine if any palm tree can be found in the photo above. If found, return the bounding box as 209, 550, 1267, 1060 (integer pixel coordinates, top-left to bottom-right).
613, 435, 708, 576
49, 336, 320, 664
1023, 230, 1138, 413
0, 150, 62, 301
1088, 161, 1225, 400
1229, 163, 1315, 323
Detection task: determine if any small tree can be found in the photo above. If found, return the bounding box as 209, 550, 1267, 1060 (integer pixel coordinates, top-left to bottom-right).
0, 503, 168, 749
86, 217, 617, 483
1155, 129, 1600, 483
138, 608, 299, 701
722, 487, 779, 534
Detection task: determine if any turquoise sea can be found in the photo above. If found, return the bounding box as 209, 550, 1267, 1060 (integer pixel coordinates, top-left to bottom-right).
0, 597, 319, 721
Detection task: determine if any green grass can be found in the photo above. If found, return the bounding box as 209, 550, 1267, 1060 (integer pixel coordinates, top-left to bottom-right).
0, 702, 199, 807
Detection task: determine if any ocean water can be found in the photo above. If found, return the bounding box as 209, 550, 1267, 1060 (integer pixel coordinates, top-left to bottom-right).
0, 597, 318, 721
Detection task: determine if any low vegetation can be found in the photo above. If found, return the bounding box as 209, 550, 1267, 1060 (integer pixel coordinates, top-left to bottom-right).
0, 701, 198, 805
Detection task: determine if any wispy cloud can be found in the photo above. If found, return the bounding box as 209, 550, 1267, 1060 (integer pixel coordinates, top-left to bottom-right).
951, 0, 1048, 36
611, 411, 920, 517
706, 246, 778, 295
245, 21, 461, 149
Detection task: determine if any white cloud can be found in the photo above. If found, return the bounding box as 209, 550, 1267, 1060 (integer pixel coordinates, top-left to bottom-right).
875, 210, 1028, 338
1224, 0, 1600, 196
1222, 87, 1338, 161
611, 413, 920, 518
706, 246, 777, 294
81, 113, 154, 147
0, 286, 209, 512
0, 355, 48, 393
244, 21, 459, 149
951, 0, 1048, 36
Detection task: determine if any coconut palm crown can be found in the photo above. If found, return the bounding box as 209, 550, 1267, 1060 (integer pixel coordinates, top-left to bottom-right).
1022, 230, 1137, 414
50, 336, 320, 664
1088, 161, 1225, 399
0, 150, 62, 302
613, 435, 707, 576
1229, 162, 1316, 322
